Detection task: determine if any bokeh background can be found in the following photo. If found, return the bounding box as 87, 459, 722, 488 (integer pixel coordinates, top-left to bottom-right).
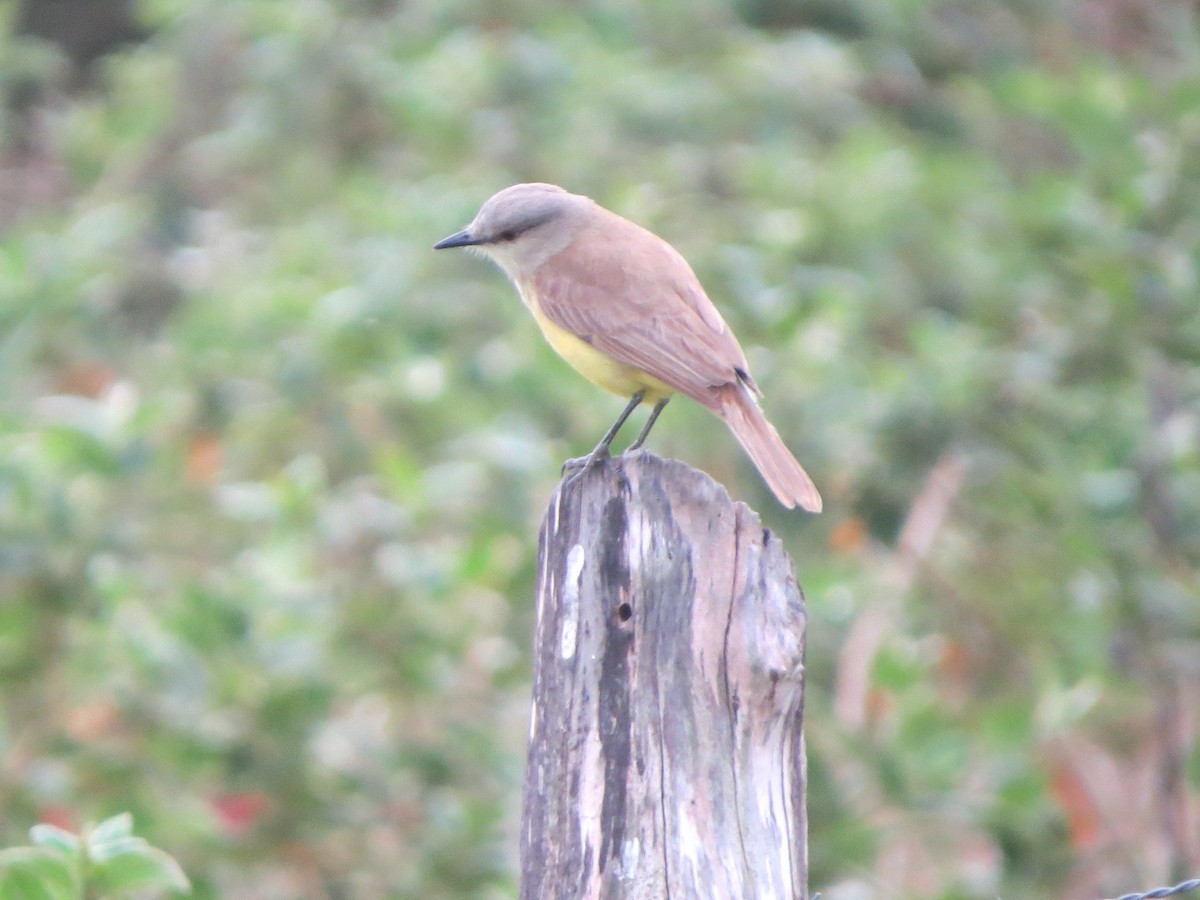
2, 0, 1198, 897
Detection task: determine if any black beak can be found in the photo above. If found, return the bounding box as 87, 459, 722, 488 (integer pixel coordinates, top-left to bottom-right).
433, 229, 482, 250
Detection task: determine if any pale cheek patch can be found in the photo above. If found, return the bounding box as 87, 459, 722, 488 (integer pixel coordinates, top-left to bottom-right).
471, 244, 522, 282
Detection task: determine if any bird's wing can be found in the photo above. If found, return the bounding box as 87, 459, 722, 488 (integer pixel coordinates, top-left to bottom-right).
531, 216, 754, 406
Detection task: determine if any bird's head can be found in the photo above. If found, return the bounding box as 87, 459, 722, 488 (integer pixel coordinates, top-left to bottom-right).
434, 183, 589, 280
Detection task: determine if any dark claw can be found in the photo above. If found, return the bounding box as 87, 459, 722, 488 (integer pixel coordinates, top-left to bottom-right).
561, 445, 610, 476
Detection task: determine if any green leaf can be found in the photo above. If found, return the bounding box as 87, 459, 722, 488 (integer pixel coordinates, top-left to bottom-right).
27, 826, 79, 855
0, 847, 81, 900
86, 837, 144, 864
83, 814, 133, 855
90, 846, 191, 895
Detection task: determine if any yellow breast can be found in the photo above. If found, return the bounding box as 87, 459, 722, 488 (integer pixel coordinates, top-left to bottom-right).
519, 285, 673, 404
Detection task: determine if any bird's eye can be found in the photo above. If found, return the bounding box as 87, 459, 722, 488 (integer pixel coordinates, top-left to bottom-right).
496, 229, 518, 242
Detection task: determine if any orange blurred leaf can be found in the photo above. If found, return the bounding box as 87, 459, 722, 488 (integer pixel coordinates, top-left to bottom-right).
828, 517, 868, 556
1048, 756, 1101, 850
65, 697, 120, 742
185, 434, 223, 485
938, 640, 969, 681
55, 362, 118, 398
211, 791, 270, 835
38, 805, 77, 831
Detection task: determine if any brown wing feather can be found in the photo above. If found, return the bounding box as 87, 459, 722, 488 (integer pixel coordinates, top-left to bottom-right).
532, 212, 750, 409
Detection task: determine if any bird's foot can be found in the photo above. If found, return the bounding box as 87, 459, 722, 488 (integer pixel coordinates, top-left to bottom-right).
559, 445, 613, 497
561, 444, 610, 476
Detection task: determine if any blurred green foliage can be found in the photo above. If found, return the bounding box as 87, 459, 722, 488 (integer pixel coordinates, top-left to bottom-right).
0, 0, 1197, 897
0, 812, 189, 899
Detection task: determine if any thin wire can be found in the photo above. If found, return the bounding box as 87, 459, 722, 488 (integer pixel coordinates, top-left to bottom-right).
813, 877, 1200, 900
1111, 878, 1200, 900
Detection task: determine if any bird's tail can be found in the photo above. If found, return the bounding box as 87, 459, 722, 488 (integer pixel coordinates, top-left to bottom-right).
718, 385, 822, 512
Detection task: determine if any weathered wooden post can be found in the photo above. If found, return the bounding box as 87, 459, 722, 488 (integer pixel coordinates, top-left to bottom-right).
520, 452, 809, 899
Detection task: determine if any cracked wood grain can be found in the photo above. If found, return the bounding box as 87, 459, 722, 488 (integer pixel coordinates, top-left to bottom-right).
521, 452, 809, 900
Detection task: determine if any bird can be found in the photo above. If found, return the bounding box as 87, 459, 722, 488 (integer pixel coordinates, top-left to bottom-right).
433, 183, 822, 512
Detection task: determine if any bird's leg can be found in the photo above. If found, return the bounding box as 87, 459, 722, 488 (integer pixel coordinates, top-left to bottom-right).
625, 397, 669, 453
562, 390, 645, 474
